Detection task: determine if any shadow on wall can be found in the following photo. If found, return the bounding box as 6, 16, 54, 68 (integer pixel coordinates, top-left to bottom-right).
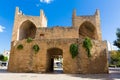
19, 20, 37, 40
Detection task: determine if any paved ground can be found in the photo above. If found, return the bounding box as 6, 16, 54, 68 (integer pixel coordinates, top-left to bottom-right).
0, 68, 120, 80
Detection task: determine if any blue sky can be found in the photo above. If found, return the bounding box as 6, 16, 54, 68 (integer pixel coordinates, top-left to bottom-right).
0, 0, 120, 53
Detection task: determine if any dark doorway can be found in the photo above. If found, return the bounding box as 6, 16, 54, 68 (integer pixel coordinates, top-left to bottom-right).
50, 58, 54, 72
47, 48, 63, 73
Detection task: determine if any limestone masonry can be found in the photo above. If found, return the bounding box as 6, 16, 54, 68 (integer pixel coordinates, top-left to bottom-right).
8, 7, 108, 74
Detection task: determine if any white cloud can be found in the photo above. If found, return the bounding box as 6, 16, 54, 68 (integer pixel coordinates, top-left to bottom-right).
40, 0, 53, 4
36, 4, 41, 7
0, 25, 5, 32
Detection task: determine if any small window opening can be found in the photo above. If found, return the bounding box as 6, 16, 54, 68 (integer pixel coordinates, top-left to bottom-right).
40, 34, 44, 39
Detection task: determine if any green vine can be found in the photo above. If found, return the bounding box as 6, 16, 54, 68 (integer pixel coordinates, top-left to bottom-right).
83, 37, 92, 57
27, 37, 33, 43
70, 43, 78, 58
33, 44, 40, 53
17, 44, 23, 50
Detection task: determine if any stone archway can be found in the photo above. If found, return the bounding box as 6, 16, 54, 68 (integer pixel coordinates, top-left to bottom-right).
79, 21, 97, 39
19, 20, 37, 40
47, 48, 63, 73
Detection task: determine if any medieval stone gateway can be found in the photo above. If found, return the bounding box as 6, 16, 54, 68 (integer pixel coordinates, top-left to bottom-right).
8, 7, 108, 74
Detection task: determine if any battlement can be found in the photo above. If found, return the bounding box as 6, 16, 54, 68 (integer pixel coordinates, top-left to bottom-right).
12, 7, 102, 42
15, 7, 24, 15
14, 7, 47, 27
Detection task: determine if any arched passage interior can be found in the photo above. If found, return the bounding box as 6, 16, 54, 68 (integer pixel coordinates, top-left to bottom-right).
19, 20, 37, 40
47, 48, 63, 73
79, 21, 97, 39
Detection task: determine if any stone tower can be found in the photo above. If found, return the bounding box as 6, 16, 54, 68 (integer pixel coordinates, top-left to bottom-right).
12, 7, 47, 41
72, 9, 102, 40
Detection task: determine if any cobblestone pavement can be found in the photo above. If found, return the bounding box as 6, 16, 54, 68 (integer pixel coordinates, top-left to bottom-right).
0, 68, 120, 80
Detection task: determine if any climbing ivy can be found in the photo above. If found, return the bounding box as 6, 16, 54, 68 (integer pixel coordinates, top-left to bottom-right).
27, 37, 33, 43
17, 44, 23, 50
83, 37, 92, 57
70, 43, 78, 58
33, 44, 40, 53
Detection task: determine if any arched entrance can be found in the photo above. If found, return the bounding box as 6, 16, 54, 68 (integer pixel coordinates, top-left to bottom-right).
19, 20, 36, 40
79, 21, 97, 39
47, 48, 63, 73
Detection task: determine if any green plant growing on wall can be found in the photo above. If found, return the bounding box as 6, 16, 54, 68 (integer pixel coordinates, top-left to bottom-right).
70, 43, 78, 58
17, 44, 23, 50
33, 44, 40, 53
83, 37, 92, 57
27, 37, 33, 43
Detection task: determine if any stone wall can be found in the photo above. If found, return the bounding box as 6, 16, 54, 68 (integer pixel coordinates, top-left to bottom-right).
78, 40, 108, 74
35, 27, 78, 39
8, 38, 108, 74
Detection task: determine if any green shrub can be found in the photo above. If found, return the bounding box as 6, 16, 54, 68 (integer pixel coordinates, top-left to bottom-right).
27, 37, 33, 43
83, 37, 92, 57
0, 55, 4, 61
70, 43, 78, 58
109, 64, 116, 67
17, 44, 23, 50
0, 55, 8, 61
116, 61, 120, 67
2, 56, 8, 61
33, 44, 40, 53
110, 51, 120, 67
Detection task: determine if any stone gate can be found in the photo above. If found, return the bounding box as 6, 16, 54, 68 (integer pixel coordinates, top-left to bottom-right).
8, 7, 108, 74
